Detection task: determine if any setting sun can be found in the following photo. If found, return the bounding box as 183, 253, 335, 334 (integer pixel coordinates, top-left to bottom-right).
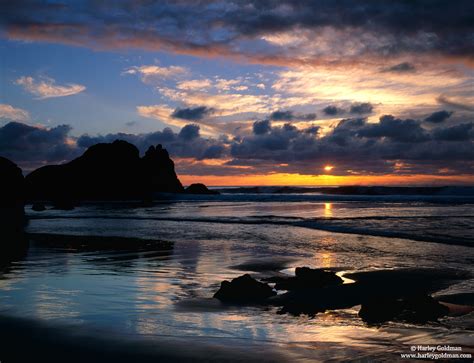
324, 165, 334, 172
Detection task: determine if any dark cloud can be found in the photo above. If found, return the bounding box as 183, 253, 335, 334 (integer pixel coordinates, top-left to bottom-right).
3, 1, 473, 65
178, 124, 200, 140
323, 106, 344, 116
229, 115, 474, 175
269, 110, 316, 121
424, 110, 453, 123
433, 123, 473, 141
253, 119, 271, 135
350, 102, 374, 115
171, 106, 214, 121
2, 116, 473, 177
323, 103, 373, 117
78, 124, 226, 161
304, 125, 320, 135
269, 110, 293, 121
357, 115, 430, 142
0, 121, 78, 171
382, 62, 416, 73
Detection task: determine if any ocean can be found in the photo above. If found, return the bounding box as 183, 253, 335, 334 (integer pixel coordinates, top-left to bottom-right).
0, 191, 473, 362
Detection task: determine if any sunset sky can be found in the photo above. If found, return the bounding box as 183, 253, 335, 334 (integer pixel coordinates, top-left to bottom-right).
1, 1, 473, 185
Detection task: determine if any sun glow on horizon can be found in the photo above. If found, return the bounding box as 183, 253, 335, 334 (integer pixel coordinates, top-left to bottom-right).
324, 165, 334, 172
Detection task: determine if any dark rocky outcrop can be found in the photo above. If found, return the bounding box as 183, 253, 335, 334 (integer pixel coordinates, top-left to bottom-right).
0, 157, 28, 262
185, 183, 219, 195
212, 267, 469, 321
359, 295, 449, 324
142, 145, 184, 194
26, 140, 184, 202
0, 157, 26, 234
272, 267, 343, 291
213, 274, 276, 303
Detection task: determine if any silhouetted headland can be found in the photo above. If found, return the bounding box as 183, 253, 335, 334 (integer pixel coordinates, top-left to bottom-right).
25, 140, 184, 204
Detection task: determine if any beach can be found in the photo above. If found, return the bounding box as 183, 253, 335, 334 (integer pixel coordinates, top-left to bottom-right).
0, 193, 473, 362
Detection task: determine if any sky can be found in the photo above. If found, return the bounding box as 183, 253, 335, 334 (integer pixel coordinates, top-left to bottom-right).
0, 0, 473, 186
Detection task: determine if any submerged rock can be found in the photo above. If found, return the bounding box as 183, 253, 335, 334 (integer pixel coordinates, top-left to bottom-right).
214, 274, 276, 303
185, 183, 219, 195
274, 267, 343, 291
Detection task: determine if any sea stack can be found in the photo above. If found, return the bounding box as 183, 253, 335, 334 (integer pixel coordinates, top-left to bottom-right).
185, 183, 219, 195
26, 140, 184, 202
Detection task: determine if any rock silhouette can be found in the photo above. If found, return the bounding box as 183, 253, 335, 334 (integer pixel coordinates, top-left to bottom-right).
214, 268, 468, 321
359, 294, 449, 324
142, 145, 184, 194
185, 183, 219, 195
0, 157, 26, 233
0, 157, 28, 262
26, 140, 184, 202
271, 267, 343, 291
213, 274, 276, 303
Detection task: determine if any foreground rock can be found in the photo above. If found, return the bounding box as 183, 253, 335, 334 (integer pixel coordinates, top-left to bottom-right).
185, 183, 219, 195
214, 267, 470, 322
0, 157, 26, 234
26, 140, 184, 202
214, 274, 276, 303
359, 294, 449, 324
274, 268, 468, 317
270, 267, 343, 291
0, 157, 28, 262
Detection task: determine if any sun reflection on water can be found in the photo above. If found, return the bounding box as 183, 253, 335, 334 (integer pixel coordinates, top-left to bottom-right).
324, 203, 333, 217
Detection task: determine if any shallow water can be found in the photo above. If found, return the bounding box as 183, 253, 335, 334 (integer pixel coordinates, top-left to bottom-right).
1, 195, 473, 361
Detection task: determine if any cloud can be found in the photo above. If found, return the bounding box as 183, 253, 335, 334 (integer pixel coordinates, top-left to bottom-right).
77, 124, 227, 161
123, 65, 187, 84
436, 95, 474, 112
171, 106, 215, 121
253, 119, 271, 135
349, 102, 374, 115
2, 116, 473, 176
0, 121, 78, 170
322, 106, 344, 116
176, 79, 212, 91
433, 123, 473, 141
382, 62, 416, 73
322, 103, 373, 117
3, 1, 473, 68
229, 115, 474, 175
178, 124, 200, 140
424, 110, 453, 123
15, 76, 85, 99
269, 110, 317, 121
357, 115, 430, 143
0, 104, 29, 121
